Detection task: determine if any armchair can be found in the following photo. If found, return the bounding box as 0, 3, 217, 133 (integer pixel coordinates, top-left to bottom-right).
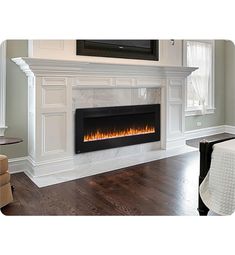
0, 155, 13, 208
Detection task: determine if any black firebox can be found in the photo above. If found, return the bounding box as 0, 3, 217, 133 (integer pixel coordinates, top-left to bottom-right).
75, 104, 160, 153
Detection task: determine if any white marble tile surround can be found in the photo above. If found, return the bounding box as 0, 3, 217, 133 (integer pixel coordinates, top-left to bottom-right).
72, 88, 162, 165
73, 88, 161, 108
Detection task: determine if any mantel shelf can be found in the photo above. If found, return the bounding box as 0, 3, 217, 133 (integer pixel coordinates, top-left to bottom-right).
12, 57, 197, 78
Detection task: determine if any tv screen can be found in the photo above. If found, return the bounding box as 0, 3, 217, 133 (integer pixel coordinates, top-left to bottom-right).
76, 40, 159, 61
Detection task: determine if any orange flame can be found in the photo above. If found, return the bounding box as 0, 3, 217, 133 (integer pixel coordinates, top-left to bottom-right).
84, 125, 155, 142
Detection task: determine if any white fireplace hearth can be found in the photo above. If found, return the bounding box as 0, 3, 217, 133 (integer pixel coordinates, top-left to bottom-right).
13, 57, 196, 187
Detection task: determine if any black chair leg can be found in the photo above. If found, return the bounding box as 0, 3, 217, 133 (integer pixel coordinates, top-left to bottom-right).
198, 193, 209, 216
198, 208, 209, 216
11, 185, 15, 192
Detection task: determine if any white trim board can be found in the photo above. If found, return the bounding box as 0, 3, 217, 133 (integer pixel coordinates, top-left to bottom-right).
8, 157, 28, 174
0, 41, 7, 136
185, 125, 235, 140
224, 125, 235, 134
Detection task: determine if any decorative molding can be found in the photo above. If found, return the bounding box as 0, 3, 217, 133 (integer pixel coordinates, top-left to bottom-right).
185, 107, 216, 117
42, 77, 67, 86
72, 76, 115, 88
135, 78, 164, 87
166, 137, 186, 149
0, 41, 7, 136
8, 157, 28, 174
72, 77, 165, 89
42, 86, 67, 108
8, 156, 74, 177
41, 113, 67, 155
167, 79, 185, 142
185, 125, 226, 140
224, 125, 235, 134
26, 155, 74, 177
12, 57, 197, 78
115, 77, 133, 87
0, 127, 7, 136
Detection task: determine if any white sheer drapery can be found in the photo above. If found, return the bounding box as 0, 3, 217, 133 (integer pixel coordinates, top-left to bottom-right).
186, 41, 212, 114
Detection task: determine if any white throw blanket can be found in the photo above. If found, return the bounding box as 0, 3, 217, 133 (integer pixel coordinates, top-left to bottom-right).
200, 139, 235, 215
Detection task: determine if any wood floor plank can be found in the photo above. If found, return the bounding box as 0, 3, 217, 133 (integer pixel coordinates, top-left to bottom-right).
1, 151, 199, 216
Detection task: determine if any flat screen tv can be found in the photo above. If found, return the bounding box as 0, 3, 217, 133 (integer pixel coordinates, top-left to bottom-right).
76, 40, 159, 61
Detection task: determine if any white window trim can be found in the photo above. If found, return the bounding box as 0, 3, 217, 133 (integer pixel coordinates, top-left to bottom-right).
0, 41, 7, 136
183, 40, 215, 117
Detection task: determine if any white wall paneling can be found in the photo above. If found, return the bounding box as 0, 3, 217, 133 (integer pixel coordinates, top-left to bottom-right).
42, 113, 67, 155
166, 78, 186, 148
27, 75, 73, 164
169, 104, 183, 135
42, 86, 66, 108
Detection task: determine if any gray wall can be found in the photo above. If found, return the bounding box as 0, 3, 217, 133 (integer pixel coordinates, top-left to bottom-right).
185, 40, 225, 131
0, 40, 28, 158
225, 40, 235, 126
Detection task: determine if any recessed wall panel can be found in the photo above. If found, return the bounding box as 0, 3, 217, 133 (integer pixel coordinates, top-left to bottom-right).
42, 113, 66, 154
169, 104, 182, 136
42, 87, 66, 107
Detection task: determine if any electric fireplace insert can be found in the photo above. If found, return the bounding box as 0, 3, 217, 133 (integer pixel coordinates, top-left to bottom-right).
75, 104, 160, 153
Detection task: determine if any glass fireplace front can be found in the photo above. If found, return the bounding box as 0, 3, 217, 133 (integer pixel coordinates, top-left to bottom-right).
75, 104, 160, 153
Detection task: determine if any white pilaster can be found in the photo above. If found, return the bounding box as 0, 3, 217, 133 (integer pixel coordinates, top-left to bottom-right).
0, 41, 7, 136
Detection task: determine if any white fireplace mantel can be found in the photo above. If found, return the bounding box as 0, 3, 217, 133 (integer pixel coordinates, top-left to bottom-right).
13, 57, 196, 187
12, 57, 196, 79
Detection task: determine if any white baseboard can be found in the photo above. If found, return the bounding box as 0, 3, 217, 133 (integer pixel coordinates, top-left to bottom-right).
185, 125, 235, 140
224, 125, 235, 134
8, 157, 28, 174
185, 125, 225, 140
166, 137, 186, 149
27, 156, 74, 177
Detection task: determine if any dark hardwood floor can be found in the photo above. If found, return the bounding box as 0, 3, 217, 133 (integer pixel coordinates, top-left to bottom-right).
1, 151, 200, 216
186, 132, 235, 149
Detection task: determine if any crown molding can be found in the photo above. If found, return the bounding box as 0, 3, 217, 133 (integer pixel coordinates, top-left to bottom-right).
12, 57, 197, 78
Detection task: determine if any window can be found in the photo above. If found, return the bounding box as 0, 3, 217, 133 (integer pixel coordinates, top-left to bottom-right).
184, 40, 215, 116
0, 40, 7, 136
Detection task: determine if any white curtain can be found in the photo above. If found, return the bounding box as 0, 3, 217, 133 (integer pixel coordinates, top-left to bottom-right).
187, 41, 212, 114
